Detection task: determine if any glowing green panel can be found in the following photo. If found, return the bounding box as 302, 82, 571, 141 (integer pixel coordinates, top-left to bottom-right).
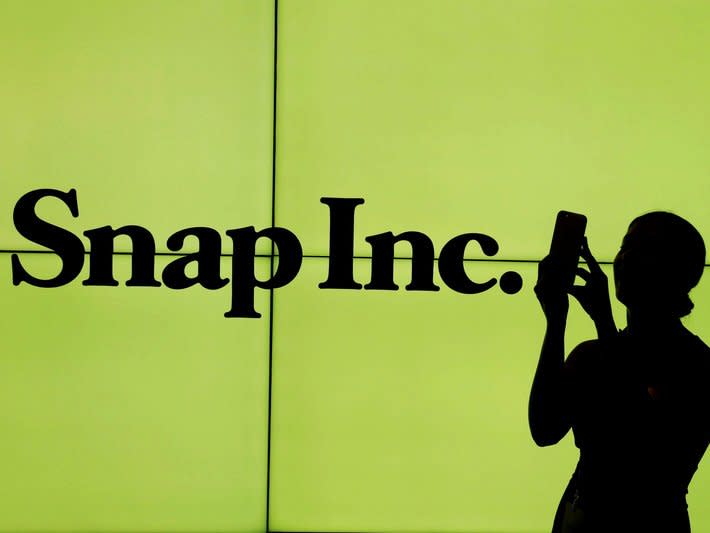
0, 253, 269, 532
277, 0, 710, 260
270, 258, 710, 532
0, 0, 273, 254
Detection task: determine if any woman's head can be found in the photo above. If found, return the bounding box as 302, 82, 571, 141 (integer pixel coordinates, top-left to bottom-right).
613, 211, 705, 317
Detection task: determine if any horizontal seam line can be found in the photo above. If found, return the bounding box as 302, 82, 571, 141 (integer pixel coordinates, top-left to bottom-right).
0, 249, 637, 265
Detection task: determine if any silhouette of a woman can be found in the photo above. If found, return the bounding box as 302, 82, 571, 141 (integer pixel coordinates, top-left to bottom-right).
530, 212, 710, 532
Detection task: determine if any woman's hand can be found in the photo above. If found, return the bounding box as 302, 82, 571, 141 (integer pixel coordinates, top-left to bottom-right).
534, 255, 570, 325
568, 237, 617, 339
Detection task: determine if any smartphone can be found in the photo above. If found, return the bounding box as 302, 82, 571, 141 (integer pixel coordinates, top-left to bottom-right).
548, 210, 587, 289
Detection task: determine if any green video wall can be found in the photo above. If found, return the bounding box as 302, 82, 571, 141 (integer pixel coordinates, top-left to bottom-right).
1, 1, 710, 532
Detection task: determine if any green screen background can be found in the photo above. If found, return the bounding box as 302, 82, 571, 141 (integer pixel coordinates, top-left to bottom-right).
1, 1, 709, 532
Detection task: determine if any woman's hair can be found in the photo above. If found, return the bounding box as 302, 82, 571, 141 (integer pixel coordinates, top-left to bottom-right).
628, 211, 705, 317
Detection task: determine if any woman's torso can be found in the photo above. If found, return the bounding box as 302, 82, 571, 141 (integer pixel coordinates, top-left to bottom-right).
563, 326, 710, 524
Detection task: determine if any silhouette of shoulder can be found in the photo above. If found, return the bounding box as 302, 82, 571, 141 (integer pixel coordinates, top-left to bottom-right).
564, 329, 710, 372
571, 330, 710, 438
563, 338, 602, 381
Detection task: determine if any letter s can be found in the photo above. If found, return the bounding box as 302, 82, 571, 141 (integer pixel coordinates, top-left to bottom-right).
12, 188, 85, 287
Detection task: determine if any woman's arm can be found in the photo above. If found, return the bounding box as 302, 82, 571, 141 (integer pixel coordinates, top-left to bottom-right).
529, 256, 571, 447
529, 238, 614, 447
529, 317, 570, 447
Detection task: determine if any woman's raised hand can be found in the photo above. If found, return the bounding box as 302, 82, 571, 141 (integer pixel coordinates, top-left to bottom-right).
568, 237, 617, 338
534, 255, 570, 325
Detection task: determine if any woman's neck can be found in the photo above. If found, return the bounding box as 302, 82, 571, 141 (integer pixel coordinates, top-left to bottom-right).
625, 309, 683, 338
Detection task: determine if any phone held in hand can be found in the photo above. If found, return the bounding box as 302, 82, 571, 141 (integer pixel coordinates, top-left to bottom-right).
548, 210, 587, 290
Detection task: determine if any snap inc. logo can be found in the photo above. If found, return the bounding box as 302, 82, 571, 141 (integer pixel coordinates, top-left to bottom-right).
11, 189, 524, 318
